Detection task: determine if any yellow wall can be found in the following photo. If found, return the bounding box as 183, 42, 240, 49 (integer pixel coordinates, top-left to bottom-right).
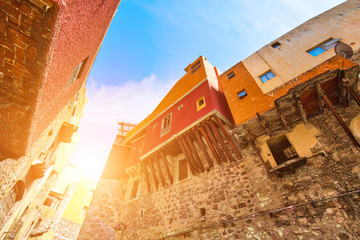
258, 124, 320, 168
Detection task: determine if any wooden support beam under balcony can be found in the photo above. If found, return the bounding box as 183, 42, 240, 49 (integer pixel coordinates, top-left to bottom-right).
185, 134, 205, 172
293, 94, 308, 124
337, 71, 349, 107
160, 151, 173, 185
202, 122, 227, 163
148, 157, 159, 189
256, 112, 272, 136
181, 136, 200, 173
193, 128, 213, 168
346, 83, 360, 107
315, 82, 325, 113
142, 162, 151, 193
213, 115, 242, 159
198, 125, 222, 165
178, 138, 196, 174
275, 104, 290, 131
207, 120, 234, 162
154, 157, 166, 187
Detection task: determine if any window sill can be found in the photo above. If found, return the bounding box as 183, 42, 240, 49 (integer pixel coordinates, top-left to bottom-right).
270, 157, 307, 175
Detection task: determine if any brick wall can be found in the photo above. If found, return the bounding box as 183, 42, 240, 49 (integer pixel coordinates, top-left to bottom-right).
79, 101, 360, 239
0, 0, 57, 157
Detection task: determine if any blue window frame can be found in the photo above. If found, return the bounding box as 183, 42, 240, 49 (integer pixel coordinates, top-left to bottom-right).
259, 71, 275, 83
237, 89, 247, 99
307, 38, 340, 57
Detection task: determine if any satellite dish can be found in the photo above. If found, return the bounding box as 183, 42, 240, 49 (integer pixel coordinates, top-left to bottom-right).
335, 42, 354, 59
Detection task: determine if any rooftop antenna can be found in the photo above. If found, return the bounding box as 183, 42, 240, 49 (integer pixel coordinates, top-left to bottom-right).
334, 42, 354, 71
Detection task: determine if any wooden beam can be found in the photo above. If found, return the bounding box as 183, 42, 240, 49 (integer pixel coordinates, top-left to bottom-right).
256, 112, 272, 136
148, 157, 159, 189
142, 161, 151, 193
243, 124, 257, 144
315, 82, 325, 113
154, 157, 166, 187
202, 122, 227, 163
198, 126, 222, 165
275, 105, 290, 131
346, 83, 360, 107
207, 120, 235, 162
293, 94, 307, 124
178, 138, 196, 174
322, 92, 360, 149
185, 134, 205, 172
181, 137, 200, 173
338, 71, 349, 107
163, 145, 178, 156
213, 115, 242, 159
193, 128, 213, 168
160, 151, 173, 185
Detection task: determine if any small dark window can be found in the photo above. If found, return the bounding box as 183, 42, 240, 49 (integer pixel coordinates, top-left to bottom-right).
130, 180, 139, 199
196, 96, 206, 111
191, 60, 201, 74
161, 113, 172, 136
227, 71, 235, 79
178, 159, 188, 181
267, 135, 298, 165
271, 42, 281, 48
200, 208, 206, 216
68, 57, 88, 85
237, 89, 247, 99
140, 209, 144, 217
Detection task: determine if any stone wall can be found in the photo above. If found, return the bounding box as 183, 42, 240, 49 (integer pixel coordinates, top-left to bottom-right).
0, 0, 57, 157
78, 179, 128, 240
79, 99, 360, 240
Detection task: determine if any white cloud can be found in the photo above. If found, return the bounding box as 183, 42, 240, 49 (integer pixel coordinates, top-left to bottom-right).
70, 74, 173, 179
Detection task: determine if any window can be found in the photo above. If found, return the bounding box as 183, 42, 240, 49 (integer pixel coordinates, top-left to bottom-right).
191, 60, 201, 74
237, 89, 247, 99
259, 70, 275, 83
196, 96, 206, 111
307, 38, 341, 57
267, 135, 298, 165
81, 206, 88, 215
68, 57, 88, 85
227, 71, 235, 79
271, 42, 281, 49
43, 195, 61, 209
178, 159, 188, 181
160, 113, 172, 136
130, 180, 139, 199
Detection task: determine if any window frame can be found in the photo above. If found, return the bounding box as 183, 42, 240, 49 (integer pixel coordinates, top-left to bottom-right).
307, 38, 341, 57
227, 71, 235, 79
271, 41, 281, 49
237, 89, 247, 99
160, 113, 172, 137
259, 70, 275, 83
196, 96, 206, 111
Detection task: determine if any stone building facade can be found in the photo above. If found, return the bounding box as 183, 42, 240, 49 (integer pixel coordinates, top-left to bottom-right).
79, 1, 360, 239
0, 0, 120, 239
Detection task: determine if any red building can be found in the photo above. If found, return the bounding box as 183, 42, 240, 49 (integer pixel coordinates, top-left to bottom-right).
0, 0, 120, 238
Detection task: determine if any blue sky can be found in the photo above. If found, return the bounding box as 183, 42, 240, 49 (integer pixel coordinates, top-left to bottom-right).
71, 0, 345, 179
